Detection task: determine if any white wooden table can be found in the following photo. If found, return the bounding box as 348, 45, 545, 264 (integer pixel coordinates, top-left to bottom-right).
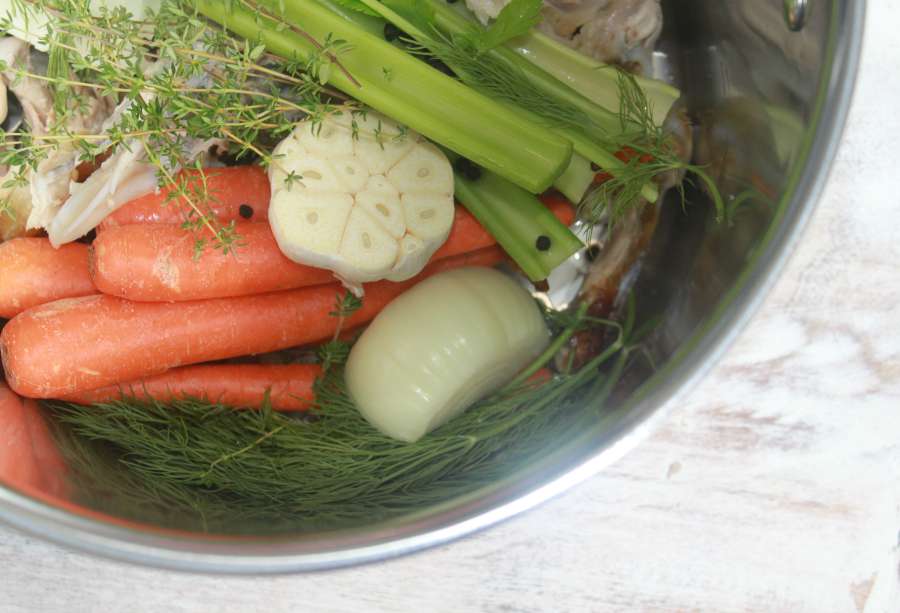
2, 5, 898, 612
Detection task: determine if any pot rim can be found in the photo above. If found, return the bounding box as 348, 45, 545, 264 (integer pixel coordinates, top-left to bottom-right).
0, 0, 866, 574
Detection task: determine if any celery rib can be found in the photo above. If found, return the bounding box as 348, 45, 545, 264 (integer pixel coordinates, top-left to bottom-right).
194, 0, 572, 193
453, 170, 583, 282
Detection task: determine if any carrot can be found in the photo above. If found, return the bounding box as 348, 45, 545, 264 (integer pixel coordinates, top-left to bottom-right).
90, 223, 335, 301
1, 247, 505, 398
0, 238, 96, 319
99, 166, 270, 228
592, 148, 655, 185
63, 363, 321, 411
538, 192, 578, 222
91, 198, 573, 302
0, 382, 68, 497
0, 383, 43, 489
21, 396, 69, 498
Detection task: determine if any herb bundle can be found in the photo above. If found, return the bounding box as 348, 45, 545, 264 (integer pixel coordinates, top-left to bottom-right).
0, 0, 351, 252
46, 311, 631, 533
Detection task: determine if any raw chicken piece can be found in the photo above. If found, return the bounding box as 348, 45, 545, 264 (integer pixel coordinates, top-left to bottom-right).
0, 36, 116, 236
462, 0, 662, 70
555, 104, 692, 370
465, 0, 510, 24
539, 0, 662, 71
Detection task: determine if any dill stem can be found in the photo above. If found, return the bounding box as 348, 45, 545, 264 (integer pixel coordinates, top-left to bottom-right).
202, 424, 286, 477
505, 302, 590, 390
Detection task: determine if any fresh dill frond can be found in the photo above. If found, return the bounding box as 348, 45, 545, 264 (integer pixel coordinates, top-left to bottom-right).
45, 339, 628, 533
41, 305, 637, 533
578, 71, 725, 226
412, 33, 592, 131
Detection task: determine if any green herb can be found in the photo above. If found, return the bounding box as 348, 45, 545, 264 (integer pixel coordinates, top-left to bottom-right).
581, 71, 725, 224
329, 290, 363, 320
346, 0, 705, 215
196, 0, 573, 193
0, 0, 348, 250
318, 289, 363, 371
471, 0, 542, 53
45, 309, 630, 533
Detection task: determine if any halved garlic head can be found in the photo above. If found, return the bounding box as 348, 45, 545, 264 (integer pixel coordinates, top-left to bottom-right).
345, 267, 550, 443
268, 112, 454, 290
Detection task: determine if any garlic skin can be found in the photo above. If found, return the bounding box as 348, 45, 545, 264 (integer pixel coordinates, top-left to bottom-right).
268, 112, 454, 292
345, 267, 550, 443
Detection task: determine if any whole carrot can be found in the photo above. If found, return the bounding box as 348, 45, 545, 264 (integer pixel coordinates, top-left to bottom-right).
1, 247, 504, 398
0, 238, 96, 319
91, 199, 573, 302
0, 382, 68, 497
0, 383, 43, 489
64, 363, 321, 411
91, 223, 334, 301
99, 166, 270, 228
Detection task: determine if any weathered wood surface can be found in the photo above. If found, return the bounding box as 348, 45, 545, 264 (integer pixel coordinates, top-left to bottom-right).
0, 3, 898, 612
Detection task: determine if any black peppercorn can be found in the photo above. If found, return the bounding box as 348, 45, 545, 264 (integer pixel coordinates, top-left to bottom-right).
453, 157, 482, 181
535, 235, 551, 251
383, 23, 404, 42
238, 204, 254, 220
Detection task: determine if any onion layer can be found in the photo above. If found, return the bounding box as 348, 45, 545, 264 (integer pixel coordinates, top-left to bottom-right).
345, 267, 549, 442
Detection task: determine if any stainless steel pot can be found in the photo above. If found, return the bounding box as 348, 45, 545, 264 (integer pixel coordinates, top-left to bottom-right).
0, 0, 864, 572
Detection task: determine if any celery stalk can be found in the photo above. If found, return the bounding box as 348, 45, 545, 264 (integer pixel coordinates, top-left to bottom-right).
555, 153, 593, 204
453, 170, 583, 282
357, 0, 662, 203
509, 31, 680, 127
410, 0, 627, 133
194, 0, 572, 193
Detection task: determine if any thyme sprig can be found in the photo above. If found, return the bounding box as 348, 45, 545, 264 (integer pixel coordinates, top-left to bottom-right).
0, 0, 354, 251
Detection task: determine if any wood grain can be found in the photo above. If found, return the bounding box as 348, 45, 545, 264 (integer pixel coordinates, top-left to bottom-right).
1, 4, 899, 612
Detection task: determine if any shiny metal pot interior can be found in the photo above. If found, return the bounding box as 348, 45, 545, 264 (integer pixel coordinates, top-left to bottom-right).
0, 0, 864, 572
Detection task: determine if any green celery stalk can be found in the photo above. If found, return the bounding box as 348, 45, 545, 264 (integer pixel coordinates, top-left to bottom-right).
357, 0, 660, 203
509, 31, 680, 127
408, 0, 628, 133
194, 0, 572, 193
554, 153, 593, 204
312, 0, 385, 36
562, 128, 658, 203
453, 169, 583, 282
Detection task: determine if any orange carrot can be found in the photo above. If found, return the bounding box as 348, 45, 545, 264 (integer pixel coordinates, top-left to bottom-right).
1, 247, 505, 398
0, 382, 68, 497
538, 192, 578, 222
0, 383, 43, 489
64, 363, 321, 411
91, 223, 334, 301
526, 367, 554, 386
0, 238, 96, 319
21, 396, 69, 498
99, 166, 270, 228
91, 198, 573, 302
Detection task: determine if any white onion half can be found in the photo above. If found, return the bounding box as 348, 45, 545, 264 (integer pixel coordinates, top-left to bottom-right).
345, 267, 550, 442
